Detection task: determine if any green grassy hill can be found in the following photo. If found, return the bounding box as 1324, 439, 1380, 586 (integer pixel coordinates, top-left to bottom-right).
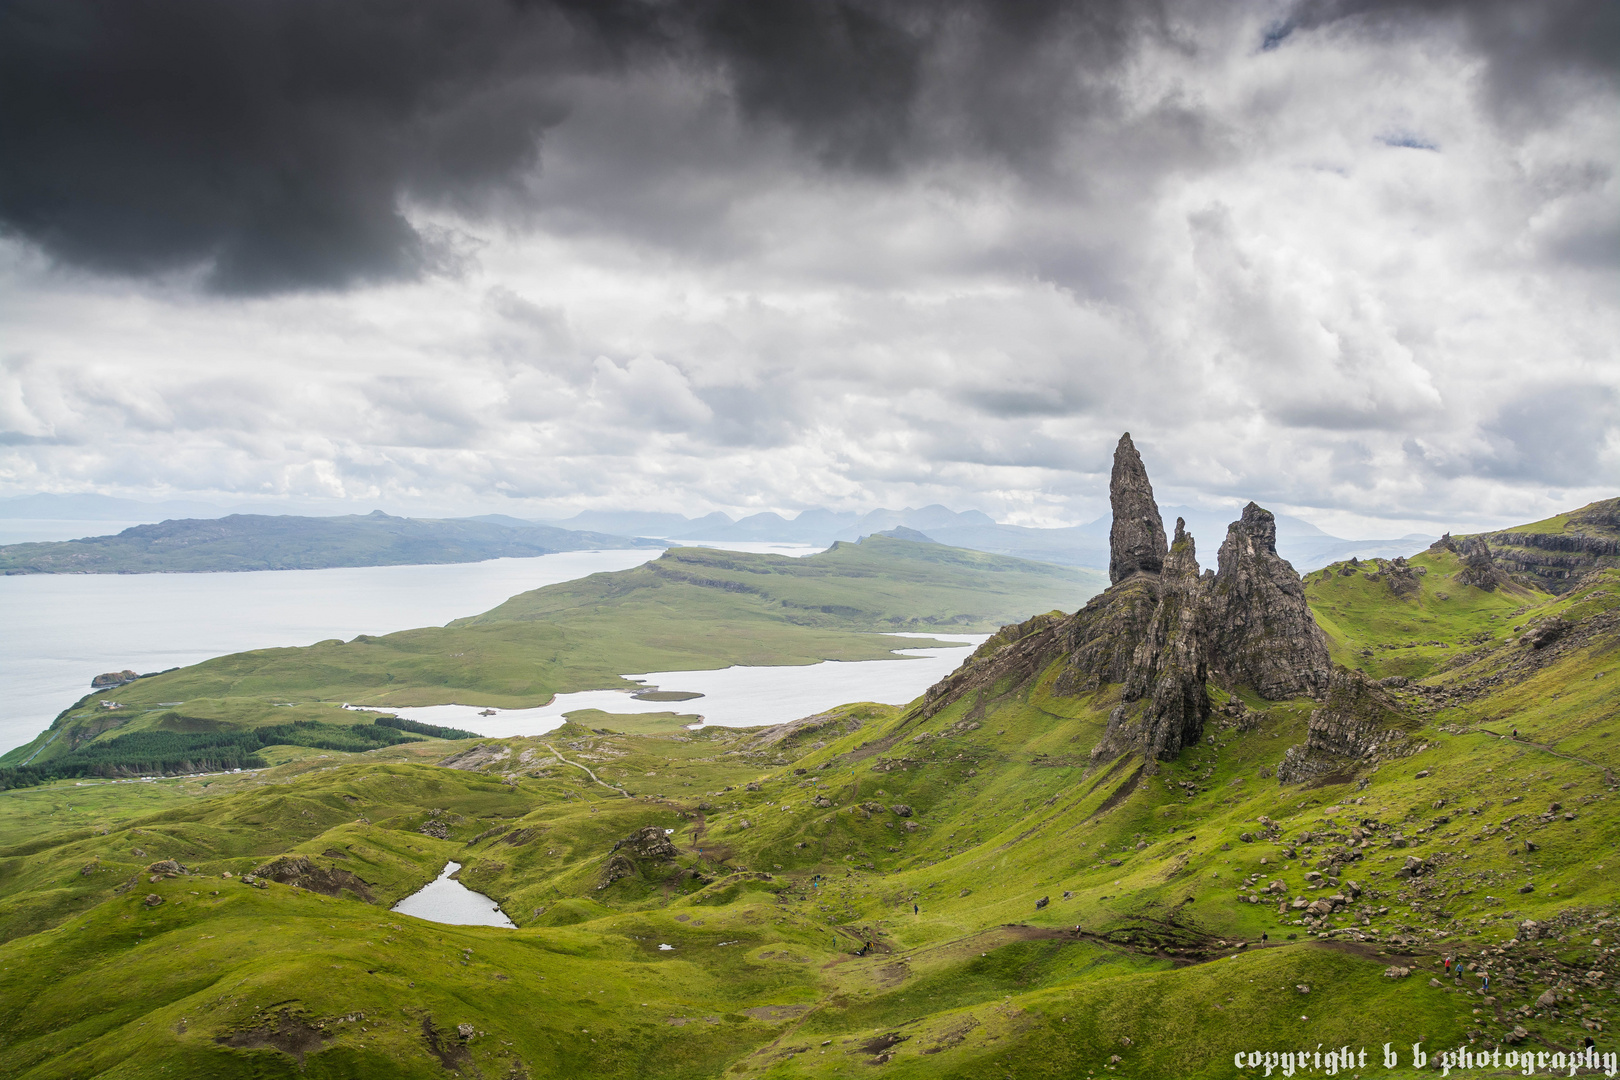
0, 531, 1614, 1078
0, 510, 665, 574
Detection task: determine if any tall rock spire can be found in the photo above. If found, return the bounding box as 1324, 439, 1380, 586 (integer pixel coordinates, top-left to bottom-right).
1108, 432, 1168, 585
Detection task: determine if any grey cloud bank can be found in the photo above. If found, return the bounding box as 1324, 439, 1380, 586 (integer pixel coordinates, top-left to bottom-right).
0, 0, 1615, 537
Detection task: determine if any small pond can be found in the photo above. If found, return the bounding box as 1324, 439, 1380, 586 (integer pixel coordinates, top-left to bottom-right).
390, 861, 515, 928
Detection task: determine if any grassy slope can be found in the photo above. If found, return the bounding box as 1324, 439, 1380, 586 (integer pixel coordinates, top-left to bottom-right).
0, 512, 664, 574
2, 538, 1105, 773
0, 556, 1615, 1077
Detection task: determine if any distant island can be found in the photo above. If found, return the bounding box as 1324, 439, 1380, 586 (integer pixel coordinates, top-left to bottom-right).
0, 511, 666, 574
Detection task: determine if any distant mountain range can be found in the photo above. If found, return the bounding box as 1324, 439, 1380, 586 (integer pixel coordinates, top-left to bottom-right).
531, 505, 1433, 573
0, 512, 664, 574
0, 494, 1435, 574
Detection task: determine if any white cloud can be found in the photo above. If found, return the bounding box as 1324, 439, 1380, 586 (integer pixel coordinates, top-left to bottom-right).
0, 4, 1614, 535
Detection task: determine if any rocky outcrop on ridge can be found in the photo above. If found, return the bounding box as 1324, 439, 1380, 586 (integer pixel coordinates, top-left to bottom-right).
1205, 503, 1331, 699
611, 825, 679, 861
918, 433, 1331, 765
1430, 533, 1510, 591
1276, 666, 1420, 783
250, 855, 375, 902
1108, 433, 1168, 585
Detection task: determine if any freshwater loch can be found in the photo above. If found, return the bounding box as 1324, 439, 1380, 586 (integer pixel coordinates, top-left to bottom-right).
390, 861, 516, 928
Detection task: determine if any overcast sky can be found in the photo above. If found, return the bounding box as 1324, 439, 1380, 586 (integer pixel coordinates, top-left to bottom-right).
1, 0, 1615, 537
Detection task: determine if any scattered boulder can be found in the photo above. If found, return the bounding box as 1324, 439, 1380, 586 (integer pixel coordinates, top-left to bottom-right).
142, 893, 163, 907
1397, 855, 1427, 878
889, 804, 913, 818
1384, 966, 1411, 978
1035, 896, 1050, 910
1537, 990, 1558, 1009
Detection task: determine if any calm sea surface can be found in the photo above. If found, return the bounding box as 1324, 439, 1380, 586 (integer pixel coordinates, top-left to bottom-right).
1, 541, 971, 756
0, 550, 661, 754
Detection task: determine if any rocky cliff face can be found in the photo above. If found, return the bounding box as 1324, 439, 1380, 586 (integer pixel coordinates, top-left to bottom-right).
918, 433, 1329, 766
1205, 503, 1331, 699
1108, 433, 1168, 585
1092, 518, 1210, 762
1276, 666, 1420, 783
1473, 498, 1620, 593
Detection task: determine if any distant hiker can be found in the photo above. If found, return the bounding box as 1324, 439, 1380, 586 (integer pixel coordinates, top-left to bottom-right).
1480, 973, 1490, 992
1512, 728, 1518, 738
1444, 956, 1452, 974
1261, 933, 1268, 944
913, 903, 919, 915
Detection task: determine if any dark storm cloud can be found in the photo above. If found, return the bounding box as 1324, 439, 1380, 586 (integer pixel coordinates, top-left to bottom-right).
0, 0, 1172, 294
1277, 0, 1620, 109
0, 0, 643, 293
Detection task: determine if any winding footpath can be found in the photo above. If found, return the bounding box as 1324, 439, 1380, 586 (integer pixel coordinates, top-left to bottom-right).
543, 743, 631, 798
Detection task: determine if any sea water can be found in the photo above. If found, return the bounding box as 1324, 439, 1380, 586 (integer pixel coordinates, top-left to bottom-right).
0, 550, 663, 754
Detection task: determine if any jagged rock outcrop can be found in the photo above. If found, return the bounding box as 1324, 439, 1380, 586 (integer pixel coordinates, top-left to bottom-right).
598, 826, 679, 889
1108, 433, 1168, 585
1091, 519, 1210, 762
1205, 503, 1330, 699
250, 855, 375, 901
1430, 533, 1509, 591
611, 825, 679, 861
1276, 666, 1419, 783
91, 669, 138, 689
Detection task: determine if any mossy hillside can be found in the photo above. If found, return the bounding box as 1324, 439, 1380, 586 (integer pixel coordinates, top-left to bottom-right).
3, 537, 1102, 773
1303, 549, 1546, 680
1, 681, 1613, 1076
0, 555, 1616, 1075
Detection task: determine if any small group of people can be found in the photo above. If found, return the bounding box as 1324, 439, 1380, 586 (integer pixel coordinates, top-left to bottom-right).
1443, 955, 1489, 992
